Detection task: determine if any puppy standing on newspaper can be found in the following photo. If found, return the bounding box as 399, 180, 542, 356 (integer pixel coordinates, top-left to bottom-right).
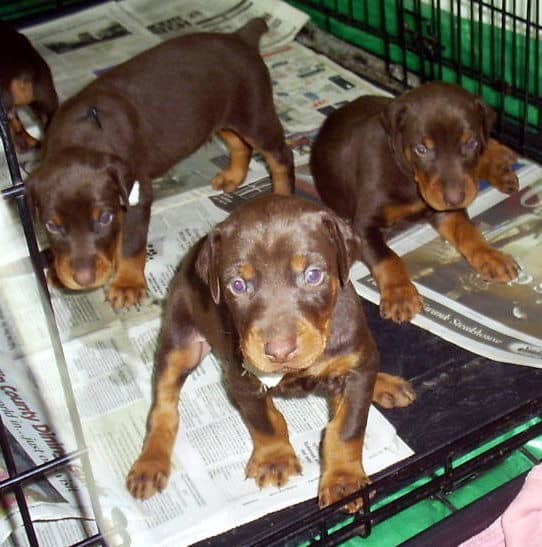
26, 19, 293, 309
126, 195, 415, 511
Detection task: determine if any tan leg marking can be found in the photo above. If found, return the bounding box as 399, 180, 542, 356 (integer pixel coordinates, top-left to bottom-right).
8, 113, 39, 151
373, 372, 416, 408
127, 346, 203, 500
436, 211, 519, 282
372, 256, 423, 323
476, 139, 519, 195
245, 397, 301, 488
319, 395, 368, 513
212, 130, 251, 192
261, 150, 291, 195
107, 248, 147, 309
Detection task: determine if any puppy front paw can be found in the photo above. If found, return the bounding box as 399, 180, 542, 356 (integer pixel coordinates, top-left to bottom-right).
380, 282, 423, 323
470, 247, 519, 282
319, 466, 370, 513
486, 146, 519, 194
107, 280, 147, 309
126, 455, 171, 500
373, 373, 416, 408
245, 444, 302, 488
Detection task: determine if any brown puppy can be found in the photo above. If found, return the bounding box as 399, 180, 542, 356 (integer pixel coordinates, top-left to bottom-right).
311, 81, 519, 323
25, 18, 293, 308
0, 21, 58, 152
126, 195, 415, 512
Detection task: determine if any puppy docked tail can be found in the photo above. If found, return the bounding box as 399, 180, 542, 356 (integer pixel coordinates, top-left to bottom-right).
235, 17, 269, 49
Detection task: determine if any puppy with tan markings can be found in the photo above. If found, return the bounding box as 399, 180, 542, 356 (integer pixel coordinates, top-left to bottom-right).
126, 195, 415, 512
311, 81, 520, 323
25, 18, 293, 308
0, 21, 58, 152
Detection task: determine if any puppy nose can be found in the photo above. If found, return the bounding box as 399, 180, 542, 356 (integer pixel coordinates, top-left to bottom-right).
264, 336, 297, 363
444, 187, 465, 207
73, 267, 96, 287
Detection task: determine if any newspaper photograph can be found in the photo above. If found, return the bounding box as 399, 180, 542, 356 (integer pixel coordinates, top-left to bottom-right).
121, 0, 310, 50
353, 162, 542, 367
22, 2, 160, 91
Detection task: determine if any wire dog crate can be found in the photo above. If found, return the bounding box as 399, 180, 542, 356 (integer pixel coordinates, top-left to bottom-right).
1, 1, 542, 546
289, 0, 542, 163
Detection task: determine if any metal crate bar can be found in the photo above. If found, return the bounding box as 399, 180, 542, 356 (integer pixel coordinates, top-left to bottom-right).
0, 96, 106, 546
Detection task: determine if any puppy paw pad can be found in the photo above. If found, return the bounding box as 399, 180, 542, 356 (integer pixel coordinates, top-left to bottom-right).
211, 170, 243, 193
107, 284, 147, 309
472, 249, 519, 282
126, 458, 170, 500
374, 376, 416, 408
319, 470, 369, 513
245, 449, 302, 488
380, 284, 423, 323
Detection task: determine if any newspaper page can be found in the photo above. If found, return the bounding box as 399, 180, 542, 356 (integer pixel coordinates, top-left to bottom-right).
352, 161, 542, 367
120, 0, 310, 51
21, 2, 161, 101
0, 358, 97, 546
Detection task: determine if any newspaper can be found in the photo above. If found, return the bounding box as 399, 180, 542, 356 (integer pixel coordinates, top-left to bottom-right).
121, 0, 310, 51
0, 359, 97, 546
0, 1, 416, 545
352, 161, 542, 367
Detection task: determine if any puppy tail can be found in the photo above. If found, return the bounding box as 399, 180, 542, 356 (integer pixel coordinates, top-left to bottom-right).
236, 17, 268, 49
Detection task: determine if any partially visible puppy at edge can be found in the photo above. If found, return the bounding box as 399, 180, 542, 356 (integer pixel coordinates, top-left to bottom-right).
0, 21, 58, 152
25, 18, 294, 309
311, 81, 520, 324
126, 194, 415, 512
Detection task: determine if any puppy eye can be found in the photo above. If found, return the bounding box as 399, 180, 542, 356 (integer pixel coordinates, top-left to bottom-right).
414, 143, 429, 156
230, 277, 249, 295
304, 267, 325, 286
45, 220, 62, 234
98, 211, 114, 225
463, 138, 478, 152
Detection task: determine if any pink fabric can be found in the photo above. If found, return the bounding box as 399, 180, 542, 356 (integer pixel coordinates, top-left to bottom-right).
459, 463, 542, 547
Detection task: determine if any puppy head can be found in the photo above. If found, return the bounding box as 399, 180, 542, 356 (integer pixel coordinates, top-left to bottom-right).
196, 195, 359, 374
25, 149, 132, 290
381, 81, 495, 211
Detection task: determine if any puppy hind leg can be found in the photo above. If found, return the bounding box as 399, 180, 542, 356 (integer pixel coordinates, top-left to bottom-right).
212, 130, 252, 193
373, 372, 416, 408
126, 337, 208, 500
241, 114, 294, 195
260, 143, 294, 196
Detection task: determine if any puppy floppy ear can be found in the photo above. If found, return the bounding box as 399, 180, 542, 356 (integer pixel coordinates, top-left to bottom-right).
475, 98, 496, 146
380, 100, 412, 175
321, 212, 360, 286
195, 230, 222, 304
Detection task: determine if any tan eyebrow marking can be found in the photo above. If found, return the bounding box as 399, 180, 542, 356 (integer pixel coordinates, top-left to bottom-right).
291, 255, 308, 273
239, 263, 256, 279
